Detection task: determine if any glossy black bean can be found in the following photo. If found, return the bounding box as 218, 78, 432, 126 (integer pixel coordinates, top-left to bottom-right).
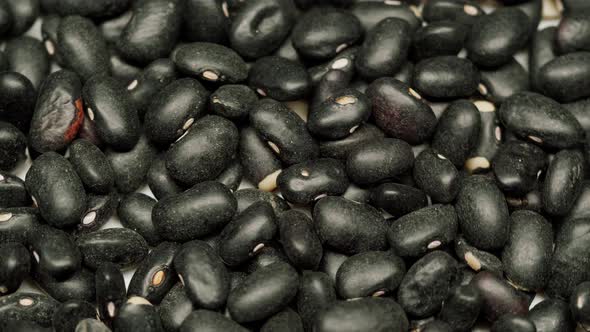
501, 91, 584, 149
0, 121, 25, 171
95, 262, 126, 323
571, 281, 590, 329
146, 154, 185, 199
369, 183, 427, 217
210, 84, 257, 122
261, 308, 303, 332
413, 56, 479, 99
6, 0, 38, 36
239, 126, 282, 192
0, 242, 29, 295
113, 297, 163, 332
413, 150, 460, 203
464, 100, 502, 173
422, 320, 453, 332
245, 244, 290, 274
74, 193, 118, 236
308, 47, 358, 87
0, 72, 35, 133
311, 71, 352, 111
58, 15, 110, 81
52, 300, 96, 332
249, 56, 311, 101
153, 181, 236, 242
367, 77, 436, 144
431, 100, 480, 167
538, 52, 590, 102
125, 59, 176, 119
0, 207, 39, 243
547, 217, 590, 299
76, 228, 148, 270
467, 8, 530, 67
180, 309, 247, 332
319, 123, 385, 160
34, 267, 95, 303
314, 196, 387, 254
355, 17, 410, 80
478, 58, 529, 103
542, 149, 584, 216
346, 138, 414, 186
491, 314, 536, 332
455, 236, 503, 275
218, 201, 277, 267
106, 135, 156, 193
68, 139, 113, 194
0, 173, 29, 208
292, 8, 361, 61
26, 152, 86, 228
308, 89, 370, 140
29, 70, 83, 153
438, 284, 481, 331
117, 193, 159, 245
296, 271, 336, 331
173, 42, 247, 84
182, 0, 227, 43
277, 210, 322, 270
235, 188, 290, 215
412, 21, 466, 60
492, 141, 545, 195
5, 36, 48, 90
0, 292, 59, 327
388, 204, 457, 258
456, 175, 509, 250
227, 262, 298, 323
351, 1, 420, 33
529, 299, 576, 332
165, 115, 238, 186
83, 75, 140, 151
470, 271, 529, 321
116, 0, 182, 64
127, 242, 177, 306
422, 0, 484, 26
158, 284, 195, 332
530, 26, 557, 91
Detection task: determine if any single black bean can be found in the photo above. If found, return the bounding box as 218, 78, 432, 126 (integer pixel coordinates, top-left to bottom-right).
239, 126, 282, 192
245, 245, 290, 274
172, 42, 247, 84
465, 100, 501, 173
128, 242, 178, 305
158, 283, 195, 332
33, 267, 95, 303
0, 292, 59, 327
277, 210, 323, 270
346, 138, 414, 186
227, 262, 299, 323
249, 98, 318, 165
492, 140, 546, 195
491, 314, 536, 332
0, 207, 39, 243
146, 154, 185, 200
543, 149, 584, 216
438, 284, 481, 331
308, 47, 358, 86
413, 150, 460, 203
369, 182, 427, 217
319, 123, 385, 160
455, 236, 503, 275
180, 309, 247, 332
530, 26, 557, 91
529, 299, 576, 332
412, 21, 466, 60
0, 242, 29, 295
106, 135, 157, 193
216, 160, 242, 192
116, 0, 182, 64
0, 121, 26, 171
234, 188, 290, 215
28, 70, 84, 154
28, 223, 80, 279
466, 8, 530, 67
68, 139, 113, 194
478, 58, 529, 103
95, 262, 126, 323
5, 36, 49, 89
366, 77, 437, 144
6, 0, 39, 36
76, 228, 148, 270
182, 0, 227, 44
470, 271, 529, 322
456, 175, 510, 250
113, 297, 163, 332
52, 300, 96, 332
127, 58, 177, 119
0, 173, 29, 208
351, 1, 420, 32
74, 193, 118, 235
249, 56, 311, 101
153, 181, 237, 242
0, 71, 35, 133
355, 17, 411, 80
109, 49, 141, 83
413, 56, 480, 99
58, 15, 110, 81
538, 52, 590, 102
557, 10, 590, 54
118, 193, 160, 246
314, 196, 387, 254
296, 271, 336, 331
210, 84, 258, 122
261, 308, 303, 332
422, 0, 484, 26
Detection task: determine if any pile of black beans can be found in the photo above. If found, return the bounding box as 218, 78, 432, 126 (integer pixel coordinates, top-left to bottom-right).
3, 0, 590, 331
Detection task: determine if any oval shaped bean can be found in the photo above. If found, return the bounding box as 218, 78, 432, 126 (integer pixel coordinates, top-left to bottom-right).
297, 271, 336, 331
173, 42, 247, 84
470, 271, 529, 321
210, 84, 258, 122
113, 297, 163, 332
278, 210, 323, 270
95, 262, 126, 323
413, 150, 460, 203
127, 58, 177, 119
235, 188, 290, 215
0, 72, 35, 133
76, 228, 148, 270
128, 242, 177, 305
369, 182, 427, 217
478, 58, 529, 103
538, 52, 590, 102
422, 0, 483, 26
28, 224, 81, 279
0, 242, 29, 295
455, 236, 503, 275
239, 126, 282, 192
106, 135, 157, 193
6, 0, 39, 37
68, 139, 113, 194
261, 308, 303, 332
557, 11, 590, 53
465, 100, 501, 173
543, 149, 584, 216
351, 1, 420, 32
413, 56, 479, 99
249, 56, 311, 101
492, 141, 546, 196
0, 292, 58, 327
146, 155, 184, 200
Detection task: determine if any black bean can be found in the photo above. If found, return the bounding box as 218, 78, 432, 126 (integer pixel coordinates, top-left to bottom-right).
0, 0, 11, 38
571, 281, 590, 329
470, 271, 529, 322
562, 0, 590, 11
158, 284, 195, 332
0, 207, 39, 243
366, 77, 437, 144
51, 300, 96, 332
465, 100, 501, 173
180, 309, 247, 332
146, 155, 184, 200
413, 56, 480, 99
277, 210, 322, 270
491, 314, 536, 332
261, 308, 303, 332
210, 84, 258, 122
0, 72, 35, 133
74, 193, 118, 235
0, 242, 29, 295
564, 181, 590, 221
75, 318, 111, 332
455, 236, 503, 275
116, 0, 182, 64
40, 14, 61, 63
413, 150, 460, 203
319, 123, 385, 160
245, 245, 290, 274
355, 17, 411, 80
68, 139, 113, 194
33, 267, 95, 303
346, 138, 414, 186
547, 217, 590, 299
153, 181, 236, 242
5, 36, 49, 90
109, 49, 141, 83
77, 116, 103, 149
239, 126, 282, 192
76, 228, 148, 270
113, 297, 163, 332
127, 58, 177, 119
6, 0, 39, 36
127, 242, 177, 305
351, 1, 420, 33
95, 262, 126, 323
311, 71, 353, 111
412, 21, 466, 61
58, 16, 110, 81
250, 98, 318, 164
530, 26, 557, 91
564, 97, 590, 133
296, 271, 336, 331
542, 149, 584, 216
308, 47, 358, 87
234, 188, 290, 215
165, 115, 238, 186
0, 173, 29, 208
538, 52, 590, 102
466, 8, 530, 67
438, 284, 481, 331
182, 0, 227, 44
1, 319, 52, 332
216, 160, 243, 192
0, 292, 59, 327
492, 140, 546, 195
315, 298, 409, 332
249, 56, 311, 101
28, 70, 83, 154
227, 261, 299, 323
478, 58, 529, 103
369, 182, 427, 217
557, 11, 590, 54
0, 121, 25, 171
529, 299, 576, 332
422, 0, 484, 26
173, 42, 247, 84
456, 175, 510, 250
117, 193, 159, 245
314, 196, 387, 254
106, 135, 157, 193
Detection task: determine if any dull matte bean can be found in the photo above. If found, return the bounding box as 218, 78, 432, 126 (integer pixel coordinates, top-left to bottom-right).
234, 188, 290, 215
6, 0, 39, 36
1, 319, 52, 332
239, 126, 282, 192
542, 149, 584, 216
76, 228, 148, 270
75, 319, 110, 332
216, 160, 243, 192
0, 121, 26, 171
95, 262, 126, 323
245, 245, 290, 274
0, 207, 40, 244
557, 10, 590, 54
570, 281, 590, 329
127, 58, 177, 119
261, 308, 303, 332
28, 224, 81, 279
412, 21, 466, 60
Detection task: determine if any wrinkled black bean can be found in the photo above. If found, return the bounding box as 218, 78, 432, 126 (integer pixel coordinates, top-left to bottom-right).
413, 56, 479, 99
470, 271, 529, 322
76, 228, 148, 270
95, 262, 126, 323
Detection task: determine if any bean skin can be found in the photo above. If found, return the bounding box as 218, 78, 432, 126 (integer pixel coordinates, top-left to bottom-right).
412, 21, 467, 60
351, 1, 421, 33
76, 228, 148, 270
528, 299, 576, 332
127, 58, 178, 119
261, 308, 304, 332
491, 314, 536, 332
173, 42, 248, 84
128, 242, 178, 305
0, 121, 26, 171
5, 36, 49, 89
33, 267, 96, 303
0, 72, 36, 133
118, 193, 161, 246
538, 52, 590, 102
180, 310, 247, 332
570, 281, 590, 329
0, 292, 59, 327
51, 300, 96, 332
438, 284, 481, 331
478, 58, 529, 103
413, 149, 460, 203
68, 139, 114, 195
249, 56, 311, 101
113, 297, 164, 332
530, 27, 557, 91
182, 0, 228, 44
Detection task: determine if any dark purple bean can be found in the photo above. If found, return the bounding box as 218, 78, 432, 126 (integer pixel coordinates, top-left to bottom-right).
76, 228, 148, 270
